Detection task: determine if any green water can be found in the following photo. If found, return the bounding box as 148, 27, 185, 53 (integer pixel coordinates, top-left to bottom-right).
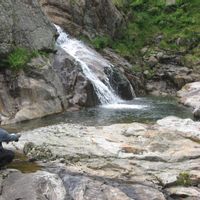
3, 96, 193, 133
7, 152, 42, 173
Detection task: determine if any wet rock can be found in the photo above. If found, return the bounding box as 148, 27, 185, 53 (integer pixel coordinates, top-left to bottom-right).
105, 67, 135, 100
102, 48, 146, 96
52, 48, 99, 107
194, 107, 200, 119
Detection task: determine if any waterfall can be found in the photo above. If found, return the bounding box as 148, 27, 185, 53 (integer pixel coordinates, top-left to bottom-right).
55, 25, 124, 105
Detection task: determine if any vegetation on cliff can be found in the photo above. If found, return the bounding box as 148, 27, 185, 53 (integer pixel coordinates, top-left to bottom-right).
0, 48, 49, 71
91, 0, 200, 68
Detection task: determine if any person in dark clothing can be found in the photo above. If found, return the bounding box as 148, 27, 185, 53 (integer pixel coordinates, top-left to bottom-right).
0, 128, 21, 168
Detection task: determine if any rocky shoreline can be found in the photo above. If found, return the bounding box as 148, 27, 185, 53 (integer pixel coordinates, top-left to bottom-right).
1, 116, 200, 199
0, 1, 200, 199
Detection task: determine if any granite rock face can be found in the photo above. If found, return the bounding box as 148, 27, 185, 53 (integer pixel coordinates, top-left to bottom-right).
6, 116, 200, 199
0, 0, 56, 56
102, 48, 146, 96
0, 55, 66, 125
141, 48, 200, 96
39, 0, 125, 38
52, 48, 99, 107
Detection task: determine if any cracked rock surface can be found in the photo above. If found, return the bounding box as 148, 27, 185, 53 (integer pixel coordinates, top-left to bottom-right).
3, 116, 200, 199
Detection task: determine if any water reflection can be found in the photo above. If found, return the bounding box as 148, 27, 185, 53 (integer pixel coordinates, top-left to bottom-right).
2, 96, 193, 132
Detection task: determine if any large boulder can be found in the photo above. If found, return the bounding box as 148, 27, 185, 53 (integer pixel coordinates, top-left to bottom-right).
0, 170, 66, 200
0, 55, 67, 125
0, 50, 101, 125
177, 82, 200, 119
102, 48, 146, 96
0, 0, 56, 56
38, 0, 125, 38
52, 48, 99, 107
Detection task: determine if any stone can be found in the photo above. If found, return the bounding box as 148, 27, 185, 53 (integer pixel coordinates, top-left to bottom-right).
0, 55, 66, 125
0, 0, 56, 56
146, 64, 198, 95
4, 116, 200, 199
147, 56, 158, 67
0, 170, 66, 200
166, 0, 176, 6
102, 48, 146, 96
165, 187, 200, 199
52, 48, 99, 107
194, 107, 200, 119
0, 0, 13, 55
177, 82, 200, 119
123, 124, 147, 137
39, 0, 125, 39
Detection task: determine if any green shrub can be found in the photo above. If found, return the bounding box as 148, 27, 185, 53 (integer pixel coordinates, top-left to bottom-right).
7, 48, 48, 71
109, 0, 200, 58
176, 172, 192, 187
8, 48, 31, 70
90, 36, 112, 50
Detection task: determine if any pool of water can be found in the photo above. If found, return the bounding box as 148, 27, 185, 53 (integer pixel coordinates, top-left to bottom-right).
7, 152, 42, 173
3, 96, 193, 132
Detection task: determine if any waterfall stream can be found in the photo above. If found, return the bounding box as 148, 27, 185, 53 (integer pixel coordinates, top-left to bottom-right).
55, 25, 125, 105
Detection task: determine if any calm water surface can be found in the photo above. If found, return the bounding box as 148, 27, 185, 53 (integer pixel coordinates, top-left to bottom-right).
3, 96, 193, 132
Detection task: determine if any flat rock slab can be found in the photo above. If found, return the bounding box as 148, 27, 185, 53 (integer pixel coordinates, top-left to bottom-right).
5, 116, 200, 199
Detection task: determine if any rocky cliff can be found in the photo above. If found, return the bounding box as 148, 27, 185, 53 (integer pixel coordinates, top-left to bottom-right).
0, 0, 56, 56
38, 0, 125, 38
0, 0, 135, 125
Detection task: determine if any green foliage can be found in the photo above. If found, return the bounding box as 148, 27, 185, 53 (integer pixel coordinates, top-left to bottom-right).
6, 48, 48, 71
109, 0, 200, 59
176, 172, 192, 187
8, 48, 31, 70
90, 36, 112, 50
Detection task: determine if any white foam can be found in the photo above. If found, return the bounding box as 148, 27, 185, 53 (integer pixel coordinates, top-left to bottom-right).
101, 103, 149, 110
55, 25, 122, 104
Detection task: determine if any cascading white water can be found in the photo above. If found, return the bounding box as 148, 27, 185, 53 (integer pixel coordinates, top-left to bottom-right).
55, 25, 122, 105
